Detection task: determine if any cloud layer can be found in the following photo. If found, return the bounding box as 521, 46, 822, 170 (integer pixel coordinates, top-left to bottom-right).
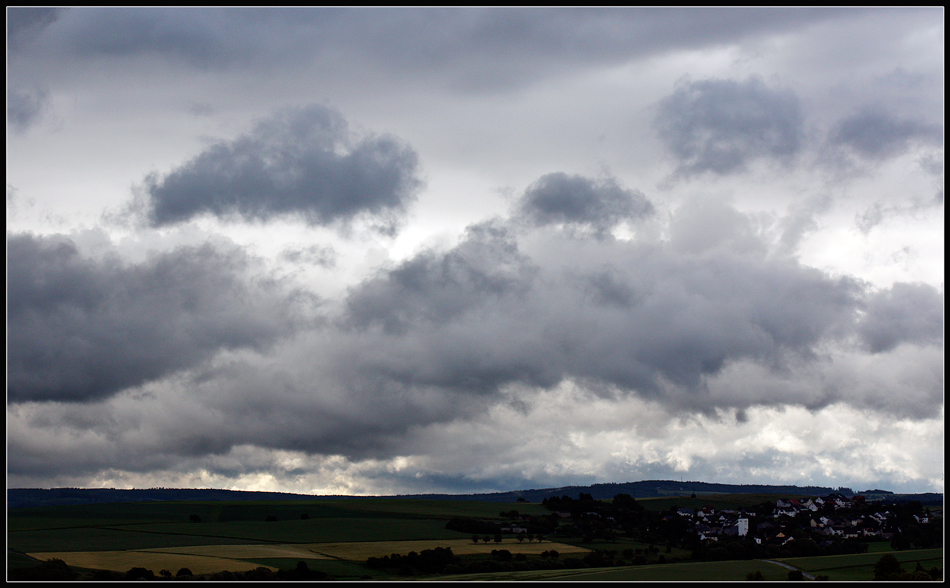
6, 7, 943, 495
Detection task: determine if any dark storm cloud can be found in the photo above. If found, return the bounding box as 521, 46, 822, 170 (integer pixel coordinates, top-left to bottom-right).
516, 173, 654, 236
7, 232, 304, 403
857, 282, 944, 353
143, 105, 421, 229
340, 203, 867, 406
828, 106, 943, 161
654, 77, 804, 177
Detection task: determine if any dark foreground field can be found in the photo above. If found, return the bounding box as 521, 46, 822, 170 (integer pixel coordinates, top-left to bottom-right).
7, 494, 943, 581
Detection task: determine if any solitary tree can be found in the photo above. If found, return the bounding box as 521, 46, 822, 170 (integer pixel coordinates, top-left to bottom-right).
874, 554, 903, 580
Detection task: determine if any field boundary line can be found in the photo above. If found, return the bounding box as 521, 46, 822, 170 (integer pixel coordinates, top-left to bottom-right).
130, 548, 250, 563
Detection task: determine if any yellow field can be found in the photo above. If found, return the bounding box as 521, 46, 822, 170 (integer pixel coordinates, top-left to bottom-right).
29, 538, 587, 574
27, 550, 278, 575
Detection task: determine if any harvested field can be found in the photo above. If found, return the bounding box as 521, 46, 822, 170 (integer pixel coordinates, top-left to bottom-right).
27, 550, 277, 575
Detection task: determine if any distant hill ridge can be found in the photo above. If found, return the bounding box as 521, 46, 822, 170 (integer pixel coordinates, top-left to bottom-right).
7, 481, 941, 509
394, 480, 856, 503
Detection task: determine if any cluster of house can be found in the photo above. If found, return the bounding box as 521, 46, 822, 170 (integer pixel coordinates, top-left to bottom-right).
670, 494, 914, 545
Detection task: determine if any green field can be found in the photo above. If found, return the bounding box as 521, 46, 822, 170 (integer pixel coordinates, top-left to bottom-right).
778, 548, 944, 581
7, 496, 943, 581
438, 559, 794, 582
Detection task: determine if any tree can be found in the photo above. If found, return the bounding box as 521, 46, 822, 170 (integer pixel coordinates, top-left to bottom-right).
745, 570, 765, 580
612, 493, 643, 511
874, 554, 903, 580
126, 567, 155, 580
189, 514, 202, 523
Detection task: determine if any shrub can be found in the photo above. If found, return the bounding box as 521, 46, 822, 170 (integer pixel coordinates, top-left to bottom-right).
244, 566, 274, 581
126, 567, 155, 580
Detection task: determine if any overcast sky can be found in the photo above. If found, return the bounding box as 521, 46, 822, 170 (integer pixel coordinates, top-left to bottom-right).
7, 7, 944, 496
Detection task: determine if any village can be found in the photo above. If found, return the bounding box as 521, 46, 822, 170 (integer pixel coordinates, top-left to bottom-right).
667, 493, 932, 547
490, 491, 944, 559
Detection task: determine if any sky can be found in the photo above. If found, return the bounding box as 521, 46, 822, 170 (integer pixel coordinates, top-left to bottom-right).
6, 7, 944, 496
